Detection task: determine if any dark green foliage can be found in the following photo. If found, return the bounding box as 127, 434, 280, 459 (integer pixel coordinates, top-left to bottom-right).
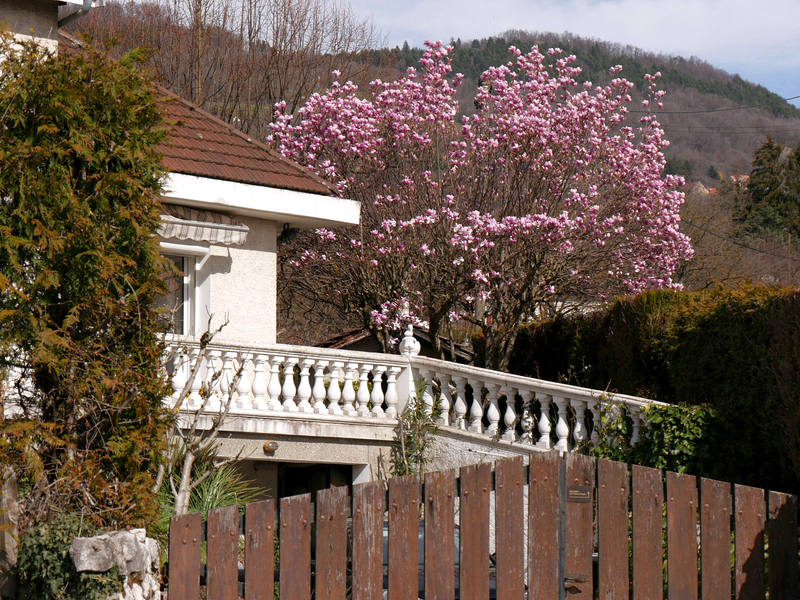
365, 35, 800, 119
510, 287, 800, 494
584, 402, 719, 476
664, 157, 694, 180
707, 164, 721, 180
17, 514, 124, 600
392, 379, 440, 476
735, 137, 800, 241
0, 36, 172, 528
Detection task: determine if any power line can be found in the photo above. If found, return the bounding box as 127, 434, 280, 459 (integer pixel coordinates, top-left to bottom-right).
663, 127, 800, 136
682, 218, 796, 261
630, 94, 800, 115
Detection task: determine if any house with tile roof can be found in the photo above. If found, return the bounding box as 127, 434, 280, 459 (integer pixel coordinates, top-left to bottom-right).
2, 1, 663, 503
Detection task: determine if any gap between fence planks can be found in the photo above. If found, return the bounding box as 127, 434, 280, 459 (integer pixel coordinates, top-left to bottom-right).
168, 452, 799, 600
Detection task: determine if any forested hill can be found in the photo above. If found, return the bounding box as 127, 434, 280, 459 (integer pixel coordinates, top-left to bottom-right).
358, 31, 800, 181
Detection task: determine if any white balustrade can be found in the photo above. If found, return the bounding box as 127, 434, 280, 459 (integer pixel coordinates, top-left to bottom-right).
164, 339, 664, 452
467, 379, 484, 433
452, 377, 468, 430
236, 352, 253, 410
371, 366, 386, 418
384, 366, 400, 418
536, 392, 552, 450
312, 360, 329, 414
327, 362, 344, 415
485, 384, 501, 437
553, 396, 570, 452
342, 363, 357, 416
251, 354, 268, 411
267, 355, 283, 411
571, 398, 586, 447
501, 386, 517, 442
296, 359, 314, 413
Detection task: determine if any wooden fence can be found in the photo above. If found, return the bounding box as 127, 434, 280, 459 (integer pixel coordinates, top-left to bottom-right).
168, 453, 799, 599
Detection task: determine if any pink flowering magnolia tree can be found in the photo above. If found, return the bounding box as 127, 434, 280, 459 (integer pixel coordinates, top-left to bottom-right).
271, 42, 693, 370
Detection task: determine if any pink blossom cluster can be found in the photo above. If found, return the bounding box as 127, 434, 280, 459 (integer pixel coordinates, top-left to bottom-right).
270, 42, 693, 364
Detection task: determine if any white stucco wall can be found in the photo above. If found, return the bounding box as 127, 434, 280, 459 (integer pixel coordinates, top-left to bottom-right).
205, 216, 277, 346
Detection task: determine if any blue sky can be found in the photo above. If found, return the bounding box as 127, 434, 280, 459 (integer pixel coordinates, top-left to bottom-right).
352, 0, 800, 107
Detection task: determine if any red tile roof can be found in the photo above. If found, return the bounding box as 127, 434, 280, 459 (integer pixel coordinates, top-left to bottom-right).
159, 91, 335, 195
59, 32, 335, 196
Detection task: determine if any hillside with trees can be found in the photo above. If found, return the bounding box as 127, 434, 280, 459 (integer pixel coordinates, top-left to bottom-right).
70, 6, 800, 184
369, 31, 800, 182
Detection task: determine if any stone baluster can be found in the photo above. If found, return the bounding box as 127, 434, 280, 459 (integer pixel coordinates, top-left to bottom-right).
589, 400, 602, 445
312, 360, 329, 415
485, 383, 501, 436
384, 366, 401, 419
356, 364, 372, 417
420, 370, 435, 416
370, 366, 386, 418
251, 353, 268, 411
571, 398, 587, 447
467, 379, 484, 433
296, 358, 314, 413
452, 377, 468, 430
235, 352, 253, 410
500, 386, 517, 441
437, 377, 452, 426
630, 405, 642, 445
327, 362, 344, 415
281, 357, 299, 412
553, 395, 570, 452
536, 392, 552, 450
519, 390, 534, 443
188, 347, 205, 409
170, 348, 188, 407
267, 355, 284, 411
218, 351, 237, 412
342, 363, 357, 416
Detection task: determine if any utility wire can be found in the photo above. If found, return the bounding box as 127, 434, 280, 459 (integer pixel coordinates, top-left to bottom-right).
682, 217, 797, 261
630, 94, 800, 114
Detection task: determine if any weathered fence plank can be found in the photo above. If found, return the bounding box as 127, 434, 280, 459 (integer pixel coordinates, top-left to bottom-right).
632, 465, 664, 600
389, 475, 420, 600
167, 456, 798, 600
565, 453, 595, 597
598, 458, 629, 599
353, 481, 385, 600
245, 499, 275, 600
528, 451, 561, 599
700, 478, 732, 600
768, 491, 798, 600
316, 486, 349, 600
279, 494, 311, 600
495, 456, 525, 600
733, 484, 765, 600
424, 469, 456, 600
460, 462, 491, 600
208, 504, 239, 600
169, 512, 202, 600
667, 472, 698, 600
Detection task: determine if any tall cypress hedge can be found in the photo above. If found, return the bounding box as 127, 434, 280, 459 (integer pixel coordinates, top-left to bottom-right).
508, 287, 800, 494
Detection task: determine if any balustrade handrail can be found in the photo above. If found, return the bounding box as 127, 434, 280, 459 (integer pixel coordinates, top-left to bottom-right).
165, 335, 665, 452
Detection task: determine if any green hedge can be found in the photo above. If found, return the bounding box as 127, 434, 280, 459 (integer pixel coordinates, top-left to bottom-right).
509, 286, 800, 494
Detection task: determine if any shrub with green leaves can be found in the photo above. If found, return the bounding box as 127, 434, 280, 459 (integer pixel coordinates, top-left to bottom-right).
17, 514, 124, 600
511, 286, 800, 493
0, 35, 172, 529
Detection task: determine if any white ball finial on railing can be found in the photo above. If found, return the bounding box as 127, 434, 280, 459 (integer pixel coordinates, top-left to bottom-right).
398, 324, 421, 357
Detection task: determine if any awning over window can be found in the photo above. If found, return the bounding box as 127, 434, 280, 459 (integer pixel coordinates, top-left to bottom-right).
159, 204, 249, 245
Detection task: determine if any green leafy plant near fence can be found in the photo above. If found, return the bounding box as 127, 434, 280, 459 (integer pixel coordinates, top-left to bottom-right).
510, 286, 800, 494
583, 400, 719, 476
17, 514, 123, 600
